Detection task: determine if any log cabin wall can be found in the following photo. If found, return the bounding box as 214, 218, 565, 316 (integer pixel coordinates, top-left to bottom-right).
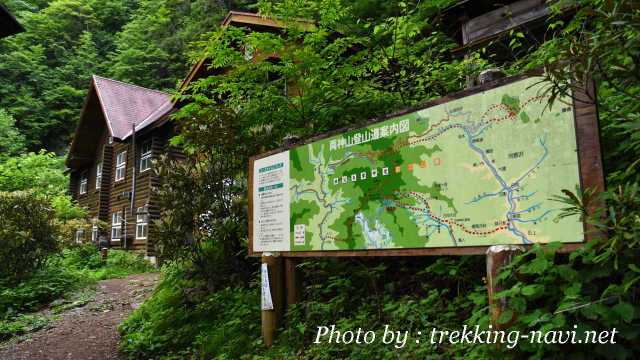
146, 125, 174, 257
109, 137, 135, 249
69, 121, 173, 254
98, 134, 113, 225
70, 129, 111, 242
106, 123, 173, 254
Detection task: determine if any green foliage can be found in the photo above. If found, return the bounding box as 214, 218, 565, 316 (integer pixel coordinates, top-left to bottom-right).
0, 151, 67, 197
457, 184, 640, 359
0, 244, 153, 341
119, 262, 260, 359
0, 0, 251, 150
0, 0, 129, 150
119, 256, 489, 359
153, 154, 253, 289
270, 257, 485, 359
50, 194, 88, 221
0, 191, 59, 283
0, 265, 83, 320
0, 109, 26, 158
61, 244, 155, 281
0, 314, 49, 342
159, 0, 472, 287
108, 0, 235, 90
508, 0, 640, 183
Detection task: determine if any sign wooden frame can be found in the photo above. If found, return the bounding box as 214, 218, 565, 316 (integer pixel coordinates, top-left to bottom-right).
248, 71, 605, 257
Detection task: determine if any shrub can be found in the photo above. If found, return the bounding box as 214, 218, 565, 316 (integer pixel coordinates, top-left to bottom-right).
0, 151, 68, 197
469, 184, 640, 359
154, 155, 254, 289
0, 191, 59, 283
0, 265, 83, 319
0, 314, 48, 341
0, 245, 154, 342
61, 244, 155, 281
119, 262, 260, 359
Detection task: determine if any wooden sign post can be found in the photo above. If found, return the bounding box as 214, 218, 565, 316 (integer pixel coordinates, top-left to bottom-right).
486, 245, 524, 328
261, 253, 284, 347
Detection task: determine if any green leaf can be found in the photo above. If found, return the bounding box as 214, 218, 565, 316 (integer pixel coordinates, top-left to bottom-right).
564, 283, 581, 297
521, 257, 549, 274
521, 284, 544, 297
613, 302, 634, 323
509, 296, 527, 313
498, 309, 514, 325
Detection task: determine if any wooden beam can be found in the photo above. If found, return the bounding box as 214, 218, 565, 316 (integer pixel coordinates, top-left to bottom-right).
462, 0, 549, 46
486, 245, 525, 329
221, 11, 315, 31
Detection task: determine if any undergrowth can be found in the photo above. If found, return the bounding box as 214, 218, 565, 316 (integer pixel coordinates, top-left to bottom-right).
0, 244, 154, 341
119, 258, 488, 359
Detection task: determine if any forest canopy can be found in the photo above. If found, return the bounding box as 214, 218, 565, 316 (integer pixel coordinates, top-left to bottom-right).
0, 0, 249, 152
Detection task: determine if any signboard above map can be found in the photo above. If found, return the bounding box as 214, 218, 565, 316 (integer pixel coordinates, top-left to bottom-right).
248, 74, 605, 256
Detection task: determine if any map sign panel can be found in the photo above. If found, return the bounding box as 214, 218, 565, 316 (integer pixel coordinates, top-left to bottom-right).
251, 76, 587, 253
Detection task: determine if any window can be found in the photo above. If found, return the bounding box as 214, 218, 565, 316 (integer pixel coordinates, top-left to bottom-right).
96, 163, 102, 189
91, 224, 98, 243
136, 207, 148, 239
75, 229, 84, 243
111, 211, 123, 240
243, 44, 254, 61
79, 171, 88, 195
139, 142, 152, 172
115, 151, 126, 181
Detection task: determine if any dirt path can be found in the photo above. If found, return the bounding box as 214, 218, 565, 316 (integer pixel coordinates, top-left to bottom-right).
0, 272, 159, 360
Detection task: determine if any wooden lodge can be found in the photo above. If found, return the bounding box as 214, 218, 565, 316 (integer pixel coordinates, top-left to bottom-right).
66, 76, 174, 259
65, 12, 304, 259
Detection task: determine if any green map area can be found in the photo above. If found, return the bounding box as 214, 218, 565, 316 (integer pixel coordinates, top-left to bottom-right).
289, 77, 583, 251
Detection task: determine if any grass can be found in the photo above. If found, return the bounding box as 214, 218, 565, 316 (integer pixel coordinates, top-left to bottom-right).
119, 262, 261, 359
60, 245, 155, 281
0, 244, 154, 342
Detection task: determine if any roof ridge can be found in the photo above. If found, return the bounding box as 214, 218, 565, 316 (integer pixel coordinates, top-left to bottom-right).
92, 75, 171, 97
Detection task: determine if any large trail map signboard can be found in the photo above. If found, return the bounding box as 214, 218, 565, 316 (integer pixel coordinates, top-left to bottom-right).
250, 75, 603, 255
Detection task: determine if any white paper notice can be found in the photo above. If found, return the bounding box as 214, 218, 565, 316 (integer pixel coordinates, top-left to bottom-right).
294, 224, 305, 245
261, 263, 274, 311
253, 151, 291, 252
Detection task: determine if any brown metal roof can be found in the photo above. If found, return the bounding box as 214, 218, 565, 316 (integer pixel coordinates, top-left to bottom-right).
92, 75, 170, 139
66, 76, 171, 168
121, 99, 174, 139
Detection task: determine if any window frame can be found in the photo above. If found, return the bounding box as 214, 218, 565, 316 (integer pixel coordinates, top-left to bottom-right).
111, 211, 122, 240
115, 151, 126, 182
139, 142, 152, 173
95, 162, 102, 189
135, 207, 148, 240
75, 229, 84, 243
91, 224, 98, 243
79, 171, 88, 195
